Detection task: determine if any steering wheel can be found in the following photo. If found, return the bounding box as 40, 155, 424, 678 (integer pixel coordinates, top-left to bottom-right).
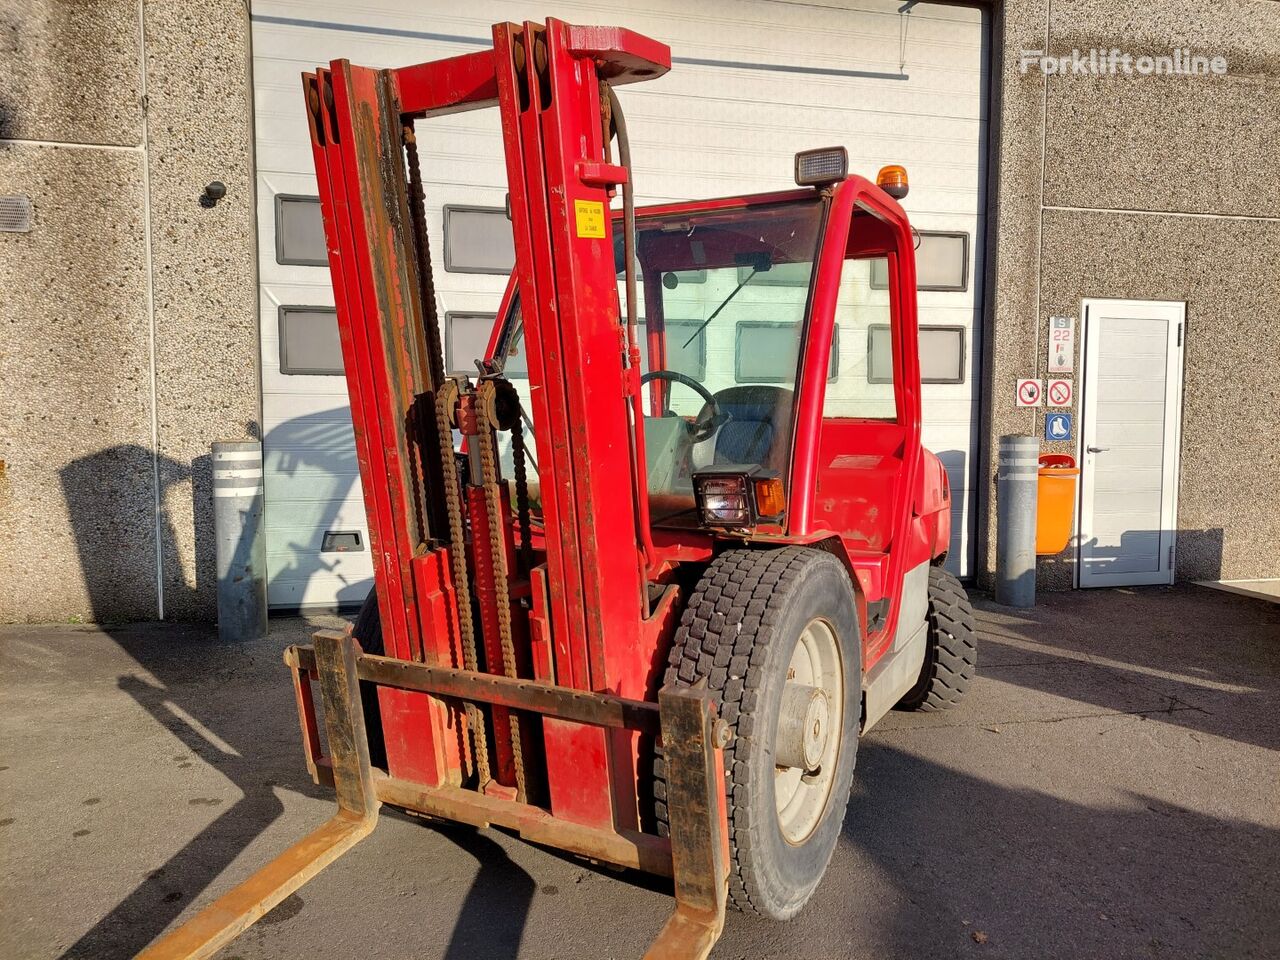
640, 370, 727, 443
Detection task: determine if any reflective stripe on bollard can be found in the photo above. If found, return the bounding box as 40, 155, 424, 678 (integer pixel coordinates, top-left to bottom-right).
213, 440, 268, 641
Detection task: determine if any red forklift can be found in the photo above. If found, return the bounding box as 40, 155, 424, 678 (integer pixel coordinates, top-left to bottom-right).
140, 17, 976, 960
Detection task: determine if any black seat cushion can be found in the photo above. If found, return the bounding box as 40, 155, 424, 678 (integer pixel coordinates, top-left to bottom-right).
701, 385, 794, 469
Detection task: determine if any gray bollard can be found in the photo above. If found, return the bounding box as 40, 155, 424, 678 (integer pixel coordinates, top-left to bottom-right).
212, 440, 268, 641
995, 434, 1039, 608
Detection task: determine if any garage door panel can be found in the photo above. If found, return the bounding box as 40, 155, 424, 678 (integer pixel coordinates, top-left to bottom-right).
253, 0, 987, 604
921, 422, 978, 444
263, 420, 358, 474
261, 368, 349, 396
261, 395, 352, 428
631, 151, 982, 204
619, 94, 985, 143
266, 495, 367, 531
266, 562, 374, 609
256, 1, 985, 104
266, 519, 370, 554
640, 72, 983, 122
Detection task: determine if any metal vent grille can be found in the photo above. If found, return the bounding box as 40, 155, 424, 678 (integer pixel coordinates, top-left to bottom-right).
0, 196, 33, 233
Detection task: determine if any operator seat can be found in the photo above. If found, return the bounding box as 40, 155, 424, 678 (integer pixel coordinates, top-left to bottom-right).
701, 385, 794, 471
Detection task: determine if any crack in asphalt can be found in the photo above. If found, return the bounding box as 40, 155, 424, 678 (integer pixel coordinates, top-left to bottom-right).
873, 701, 1207, 735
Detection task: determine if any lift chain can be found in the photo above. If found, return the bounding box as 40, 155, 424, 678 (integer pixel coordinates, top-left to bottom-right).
434, 382, 492, 788
404, 124, 492, 786
476, 379, 530, 803
402, 124, 445, 386
510, 415, 534, 578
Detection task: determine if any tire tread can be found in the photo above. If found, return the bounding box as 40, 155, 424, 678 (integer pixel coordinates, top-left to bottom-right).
655, 547, 853, 919
897, 566, 977, 712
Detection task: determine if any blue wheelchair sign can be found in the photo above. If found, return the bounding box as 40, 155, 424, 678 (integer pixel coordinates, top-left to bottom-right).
1045, 412, 1073, 442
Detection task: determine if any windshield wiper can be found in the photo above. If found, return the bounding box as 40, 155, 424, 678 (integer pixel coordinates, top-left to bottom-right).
682, 267, 759, 349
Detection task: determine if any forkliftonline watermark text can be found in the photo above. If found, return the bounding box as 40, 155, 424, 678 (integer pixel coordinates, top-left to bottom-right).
1019, 48, 1228, 76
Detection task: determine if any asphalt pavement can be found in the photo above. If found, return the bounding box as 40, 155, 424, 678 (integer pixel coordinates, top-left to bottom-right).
2, 584, 1277, 959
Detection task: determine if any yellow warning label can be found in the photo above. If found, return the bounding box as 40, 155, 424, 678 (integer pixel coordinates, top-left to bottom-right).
573, 199, 606, 238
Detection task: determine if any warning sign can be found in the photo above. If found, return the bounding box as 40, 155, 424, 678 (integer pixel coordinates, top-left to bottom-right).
573, 198, 606, 238
1047, 378, 1073, 408
1016, 378, 1043, 407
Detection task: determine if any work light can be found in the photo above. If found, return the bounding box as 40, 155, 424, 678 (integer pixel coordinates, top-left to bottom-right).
794, 147, 848, 187
693, 467, 786, 529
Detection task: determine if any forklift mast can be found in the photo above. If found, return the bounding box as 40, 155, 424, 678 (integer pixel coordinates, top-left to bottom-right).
304, 19, 670, 827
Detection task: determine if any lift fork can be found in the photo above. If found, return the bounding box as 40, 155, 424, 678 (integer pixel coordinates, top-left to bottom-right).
135, 628, 730, 960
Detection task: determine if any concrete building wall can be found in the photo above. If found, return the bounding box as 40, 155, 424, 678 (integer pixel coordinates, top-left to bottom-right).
3, 0, 1277, 622
143, 0, 260, 619
978, 0, 1280, 588
0, 0, 258, 623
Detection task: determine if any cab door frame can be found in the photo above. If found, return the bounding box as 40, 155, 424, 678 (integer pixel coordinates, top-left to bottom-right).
790, 177, 922, 655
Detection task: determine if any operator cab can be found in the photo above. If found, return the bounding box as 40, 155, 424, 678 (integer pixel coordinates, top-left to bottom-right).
494, 154, 918, 551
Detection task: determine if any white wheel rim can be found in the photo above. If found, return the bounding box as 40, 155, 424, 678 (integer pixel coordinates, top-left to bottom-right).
774, 617, 844, 845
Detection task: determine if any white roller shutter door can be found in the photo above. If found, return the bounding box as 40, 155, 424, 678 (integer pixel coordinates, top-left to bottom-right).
251, 0, 989, 607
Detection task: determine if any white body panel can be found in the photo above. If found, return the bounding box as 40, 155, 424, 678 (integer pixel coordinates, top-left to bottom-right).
861, 559, 930, 733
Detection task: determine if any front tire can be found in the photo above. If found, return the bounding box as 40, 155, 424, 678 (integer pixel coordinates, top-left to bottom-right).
656, 547, 860, 921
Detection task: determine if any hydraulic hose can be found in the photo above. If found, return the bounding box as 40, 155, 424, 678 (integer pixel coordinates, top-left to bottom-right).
606, 83, 660, 581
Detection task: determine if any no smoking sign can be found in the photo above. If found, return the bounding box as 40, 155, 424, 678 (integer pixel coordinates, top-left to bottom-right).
1015, 378, 1042, 407
1047, 378, 1073, 408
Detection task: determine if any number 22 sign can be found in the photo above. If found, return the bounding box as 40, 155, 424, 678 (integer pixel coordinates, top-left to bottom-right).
1048, 315, 1075, 374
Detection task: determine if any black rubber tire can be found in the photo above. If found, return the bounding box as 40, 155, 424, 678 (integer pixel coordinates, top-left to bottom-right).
655, 547, 860, 921
350, 589, 387, 768
895, 566, 977, 712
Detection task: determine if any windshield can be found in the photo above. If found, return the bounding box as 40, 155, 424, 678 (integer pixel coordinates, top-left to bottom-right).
632, 199, 824, 524
497, 196, 826, 527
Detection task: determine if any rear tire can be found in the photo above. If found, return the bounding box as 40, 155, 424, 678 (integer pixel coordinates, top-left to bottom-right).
350, 589, 387, 767
896, 566, 977, 712
655, 547, 860, 921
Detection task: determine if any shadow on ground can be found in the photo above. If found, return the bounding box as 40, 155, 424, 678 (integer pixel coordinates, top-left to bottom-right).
971, 585, 1280, 752
52, 623, 332, 960
46, 432, 374, 958
824, 741, 1280, 960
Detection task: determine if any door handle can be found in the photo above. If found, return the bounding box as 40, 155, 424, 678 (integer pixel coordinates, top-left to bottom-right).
1086, 446, 1109, 453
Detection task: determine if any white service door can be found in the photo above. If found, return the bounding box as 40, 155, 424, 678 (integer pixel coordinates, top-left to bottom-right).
1078, 299, 1185, 587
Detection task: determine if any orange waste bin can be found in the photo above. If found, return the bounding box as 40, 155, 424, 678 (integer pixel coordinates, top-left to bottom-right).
1035, 454, 1079, 555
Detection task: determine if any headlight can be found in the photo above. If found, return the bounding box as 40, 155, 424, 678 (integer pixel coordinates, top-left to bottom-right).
693, 468, 786, 529
699, 476, 751, 525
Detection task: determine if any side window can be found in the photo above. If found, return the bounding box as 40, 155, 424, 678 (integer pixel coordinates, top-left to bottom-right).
869, 324, 966, 384
443, 205, 516, 275
823, 257, 896, 420
736, 322, 837, 382
870, 231, 968, 292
